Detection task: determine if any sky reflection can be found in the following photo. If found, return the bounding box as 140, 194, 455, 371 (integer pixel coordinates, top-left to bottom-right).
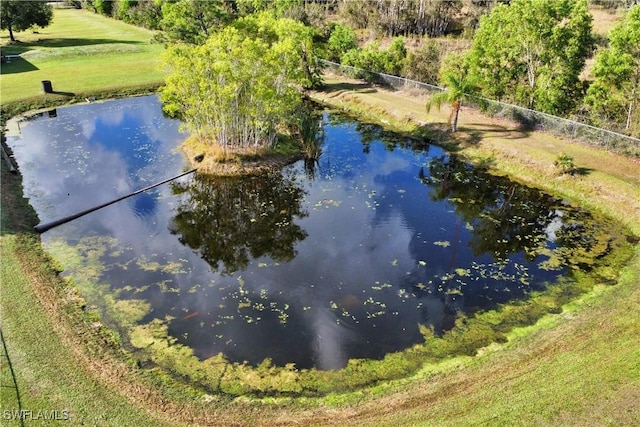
7, 96, 616, 370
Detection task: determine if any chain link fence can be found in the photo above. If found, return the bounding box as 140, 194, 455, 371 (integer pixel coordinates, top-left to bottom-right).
318, 59, 640, 156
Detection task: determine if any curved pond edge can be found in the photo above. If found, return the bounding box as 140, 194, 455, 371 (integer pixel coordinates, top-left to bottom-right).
1, 82, 639, 412
180, 134, 304, 176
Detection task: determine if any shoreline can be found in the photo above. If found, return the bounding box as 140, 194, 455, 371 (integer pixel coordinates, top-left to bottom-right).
2, 76, 639, 425
308, 74, 640, 236
180, 132, 305, 176
184, 149, 304, 176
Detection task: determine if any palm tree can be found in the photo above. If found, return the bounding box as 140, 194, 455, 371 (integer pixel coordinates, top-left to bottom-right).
426, 64, 485, 133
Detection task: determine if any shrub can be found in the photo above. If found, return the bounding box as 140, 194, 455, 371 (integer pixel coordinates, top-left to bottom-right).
340, 38, 407, 82
403, 40, 441, 84
327, 23, 358, 62
555, 153, 576, 174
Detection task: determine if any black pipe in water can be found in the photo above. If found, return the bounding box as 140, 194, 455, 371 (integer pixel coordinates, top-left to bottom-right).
34, 168, 197, 234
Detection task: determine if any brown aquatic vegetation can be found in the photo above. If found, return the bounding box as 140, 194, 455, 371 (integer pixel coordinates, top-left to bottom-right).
181, 134, 303, 176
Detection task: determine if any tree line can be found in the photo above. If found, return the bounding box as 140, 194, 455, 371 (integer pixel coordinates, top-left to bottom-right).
76, 0, 637, 140
3, 0, 638, 147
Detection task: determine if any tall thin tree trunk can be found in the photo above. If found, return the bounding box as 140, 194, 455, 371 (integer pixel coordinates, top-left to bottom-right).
8, 23, 15, 42
452, 109, 459, 132
626, 85, 636, 130
449, 100, 461, 132
453, 101, 462, 132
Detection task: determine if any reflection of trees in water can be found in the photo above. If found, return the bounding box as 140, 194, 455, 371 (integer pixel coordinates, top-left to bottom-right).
546, 213, 619, 270
327, 113, 431, 153
300, 107, 325, 180
170, 171, 308, 274
422, 154, 617, 268
356, 122, 430, 152
423, 155, 556, 261
406, 154, 622, 333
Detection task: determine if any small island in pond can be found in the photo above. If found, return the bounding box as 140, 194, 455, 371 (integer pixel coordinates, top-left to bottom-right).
160, 13, 322, 176
182, 134, 304, 176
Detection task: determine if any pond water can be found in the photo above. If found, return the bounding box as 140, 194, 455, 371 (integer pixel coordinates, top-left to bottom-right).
7, 95, 623, 370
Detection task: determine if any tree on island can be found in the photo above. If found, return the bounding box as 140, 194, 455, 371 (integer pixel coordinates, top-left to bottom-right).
160, 12, 321, 158
1, 0, 53, 42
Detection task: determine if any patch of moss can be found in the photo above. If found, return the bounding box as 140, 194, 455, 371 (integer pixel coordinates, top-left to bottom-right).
111, 299, 152, 327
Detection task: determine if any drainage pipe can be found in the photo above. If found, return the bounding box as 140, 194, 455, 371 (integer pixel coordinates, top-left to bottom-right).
35, 168, 197, 234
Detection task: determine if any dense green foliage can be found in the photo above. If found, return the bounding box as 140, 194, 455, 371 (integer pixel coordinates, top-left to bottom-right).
160, 13, 319, 154
72, 1, 636, 135
341, 37, 407, 80
465, 0, 594, 116
402, 40, 441, 85
0, 0, 53, 41
326, 23, 358, 62
158, 0, 231, 44
586, 4, 640, 135
92, 0, 114, 16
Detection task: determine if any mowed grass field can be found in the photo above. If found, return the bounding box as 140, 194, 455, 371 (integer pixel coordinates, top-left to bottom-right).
0, 7, 165, 104
1, 7, 639, 427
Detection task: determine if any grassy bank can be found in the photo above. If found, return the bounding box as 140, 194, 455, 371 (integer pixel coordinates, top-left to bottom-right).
0, 9, 178, 426
305, 76, 640, 426
2, 8, 639, 426
0, 8, 165, 105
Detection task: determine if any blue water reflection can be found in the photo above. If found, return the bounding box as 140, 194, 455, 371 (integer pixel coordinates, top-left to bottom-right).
6, 96, 619, 370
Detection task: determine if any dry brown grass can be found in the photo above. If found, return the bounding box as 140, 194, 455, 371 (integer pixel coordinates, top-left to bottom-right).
590, 6, 625, 36
180, 134, 303, 176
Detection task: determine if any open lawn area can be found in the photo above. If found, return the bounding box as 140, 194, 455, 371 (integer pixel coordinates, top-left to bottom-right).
0, 7, 164, 104
1, 7, 639, 426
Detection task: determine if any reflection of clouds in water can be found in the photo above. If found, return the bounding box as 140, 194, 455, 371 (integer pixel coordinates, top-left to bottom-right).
10, 120, 127, 222
145, 147, 424, 367
8, 96, 187, 256
294, 144, 417, 284
208, 151, 421, 366
294, 203, 413, 289
8, 100, 430, 369
366, 148, 414, 176
545, 210, 564, 242
79, 98, 172, 149
312, 307, 350, 370
10, 101, 585, 370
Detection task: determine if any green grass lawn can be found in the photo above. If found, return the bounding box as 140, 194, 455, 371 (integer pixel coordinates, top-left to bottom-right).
0, 8, 165, 104
1, 7, 639, 426
0, 237, 180, 427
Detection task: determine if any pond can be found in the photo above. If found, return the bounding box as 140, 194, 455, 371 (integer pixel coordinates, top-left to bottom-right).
6, 95, 627, 371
